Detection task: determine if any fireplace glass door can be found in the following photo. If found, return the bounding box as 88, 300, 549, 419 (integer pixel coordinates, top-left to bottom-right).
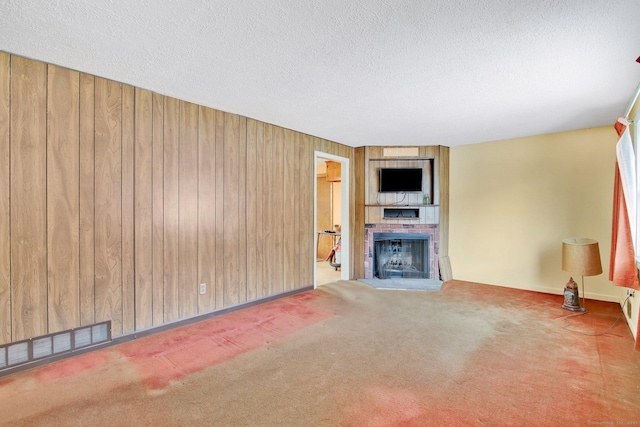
374, 234, 429, 279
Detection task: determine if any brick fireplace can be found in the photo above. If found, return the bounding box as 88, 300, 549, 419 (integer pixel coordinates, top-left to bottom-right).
364, 224, 439, 280
359, 145, 448, 282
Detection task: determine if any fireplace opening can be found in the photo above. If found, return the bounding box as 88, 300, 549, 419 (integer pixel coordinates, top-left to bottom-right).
374, 233, 430, 279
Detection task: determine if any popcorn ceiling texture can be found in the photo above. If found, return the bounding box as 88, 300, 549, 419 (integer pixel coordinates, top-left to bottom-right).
1, 0, 639, 147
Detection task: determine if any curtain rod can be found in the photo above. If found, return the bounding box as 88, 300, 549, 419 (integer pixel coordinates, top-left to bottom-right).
624, 81, 640, 120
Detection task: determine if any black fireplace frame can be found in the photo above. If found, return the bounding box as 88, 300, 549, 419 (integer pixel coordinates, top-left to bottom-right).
373, 233, 430, 279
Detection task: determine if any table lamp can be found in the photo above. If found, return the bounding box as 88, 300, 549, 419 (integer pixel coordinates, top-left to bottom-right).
561, 238, 603, 312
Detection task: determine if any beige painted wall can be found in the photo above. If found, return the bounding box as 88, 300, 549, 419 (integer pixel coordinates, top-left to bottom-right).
449, 126, 626, 303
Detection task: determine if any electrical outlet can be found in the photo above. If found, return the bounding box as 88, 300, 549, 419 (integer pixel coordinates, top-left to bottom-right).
199, 283, 206, 295
628, 289, 635, 298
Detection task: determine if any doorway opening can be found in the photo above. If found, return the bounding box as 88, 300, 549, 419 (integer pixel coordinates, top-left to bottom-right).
314, 152, 349, 287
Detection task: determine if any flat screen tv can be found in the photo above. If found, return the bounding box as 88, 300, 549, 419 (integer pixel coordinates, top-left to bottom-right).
379, 168, 422, 193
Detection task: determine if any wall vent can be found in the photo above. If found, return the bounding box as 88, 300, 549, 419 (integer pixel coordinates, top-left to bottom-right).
382, 147, 419, 157
0, 321, 111, 372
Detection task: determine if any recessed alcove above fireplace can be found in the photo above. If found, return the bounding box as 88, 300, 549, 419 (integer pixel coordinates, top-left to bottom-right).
383, 208, 419, 219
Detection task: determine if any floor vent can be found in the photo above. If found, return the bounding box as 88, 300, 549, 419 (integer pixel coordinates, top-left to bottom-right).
0, 321, 111, 372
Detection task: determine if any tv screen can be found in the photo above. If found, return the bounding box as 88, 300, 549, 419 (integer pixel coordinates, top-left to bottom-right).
379, 168, 422, 193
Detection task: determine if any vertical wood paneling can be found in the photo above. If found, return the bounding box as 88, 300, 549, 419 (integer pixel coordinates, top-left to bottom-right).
1, 53, 367, 345
431, 155, 440, 206
47, 65, 80, 332
121, 84, 135, 334
439, 146, 450, 257
349, 149, 357, 278
255, 122, 269, 298
78, 73, 95, 326
314, 137, 326, 155
178, 101, 198, 318
94, 76, 123, 335
163, 97, 180, 322
223, 112, 242, 306
299, 134, 313, 286
198, 106, 216, 313
325, 139, 335, 156
10, 56, 48, 340
214, 109, 225, 309
152, 93, 165, 325
330, 140, 340, 157
368, 146, 382, 159
354, 147, 366, 278
343, 144, 351, 160
245, 119, 256, 299
272, 126, 285, 294
293, 131, 303, 286
134, 88, 153, 330
283, 129, 296, 291
247, 120, 265, 301
366, 147, 379, 206
419, 146, 439, 158
0, 52, 10, 344
246, 119, 258, 301
262, 124, 275, 296
238, 116, 247, 303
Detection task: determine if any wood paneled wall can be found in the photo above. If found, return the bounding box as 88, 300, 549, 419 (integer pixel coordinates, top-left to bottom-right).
438, 146, 450, 256
353, 147, 366, 279
0, 52, 353, 345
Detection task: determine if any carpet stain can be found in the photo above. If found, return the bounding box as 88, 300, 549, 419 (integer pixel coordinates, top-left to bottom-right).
118, 291, 334, 390
0, 377, 15, 387
344, 386, 426, 427
35, 351, 112, 382
291, 291, 321, 302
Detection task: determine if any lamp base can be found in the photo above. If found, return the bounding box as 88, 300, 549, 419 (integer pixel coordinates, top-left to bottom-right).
562, 304, 586, 313
562, 277, 584, 312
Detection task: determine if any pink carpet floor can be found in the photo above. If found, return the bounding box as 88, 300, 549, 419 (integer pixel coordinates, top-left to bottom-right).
1, 280, 639, 426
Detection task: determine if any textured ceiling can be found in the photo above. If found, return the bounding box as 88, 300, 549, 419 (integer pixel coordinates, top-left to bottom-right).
1, 0, 639, 147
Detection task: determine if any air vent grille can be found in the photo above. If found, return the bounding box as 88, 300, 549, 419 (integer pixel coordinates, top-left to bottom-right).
0, 321, 111, 372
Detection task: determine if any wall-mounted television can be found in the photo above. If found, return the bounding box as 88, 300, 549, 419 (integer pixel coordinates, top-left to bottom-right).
379, 168, 423, 193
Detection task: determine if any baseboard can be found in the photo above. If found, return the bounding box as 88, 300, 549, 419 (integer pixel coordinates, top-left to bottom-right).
0, 285, 314, 378
534, 285, 620, 304
463, 281, 621, 304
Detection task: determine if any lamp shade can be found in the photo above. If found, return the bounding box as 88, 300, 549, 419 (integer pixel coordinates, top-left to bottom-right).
562, 238, 603, 276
